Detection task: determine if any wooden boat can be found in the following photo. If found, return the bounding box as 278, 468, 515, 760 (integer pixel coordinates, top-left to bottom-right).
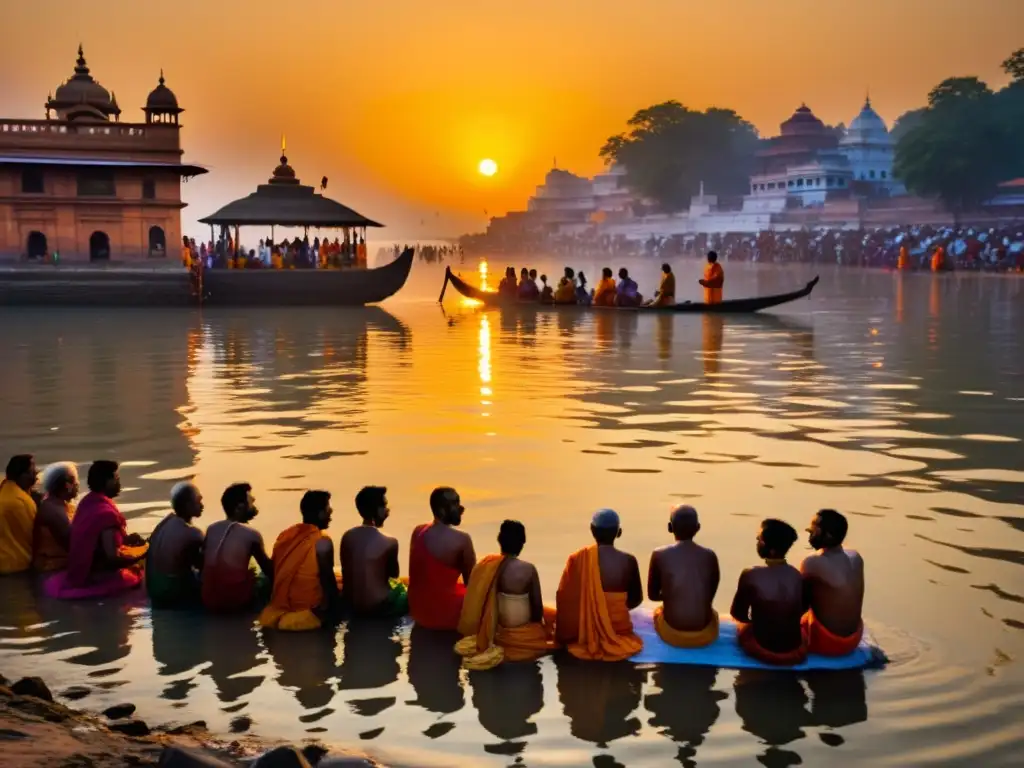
200, 247, 414, 306
440, 266, 819, 313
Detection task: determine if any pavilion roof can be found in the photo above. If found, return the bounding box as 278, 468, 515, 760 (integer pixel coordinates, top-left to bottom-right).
199, 152, 383, 228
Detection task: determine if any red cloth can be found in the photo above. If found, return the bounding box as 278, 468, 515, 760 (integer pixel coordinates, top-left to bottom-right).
802, 610, 863, 657
408, 523, 466, 630
737, 622, 808, 666
44, 492, 142, 600
201, 560, 257, 613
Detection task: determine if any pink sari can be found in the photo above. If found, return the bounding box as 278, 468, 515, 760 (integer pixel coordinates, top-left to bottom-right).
44, 492, 143, 600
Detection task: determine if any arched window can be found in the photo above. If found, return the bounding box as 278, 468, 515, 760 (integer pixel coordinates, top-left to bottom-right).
89, 231, 111, 261
148, 226, 166, 257
26, 231, 47, 259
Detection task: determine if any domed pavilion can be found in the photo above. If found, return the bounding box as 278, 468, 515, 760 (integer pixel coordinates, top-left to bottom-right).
839, 97, 902, 194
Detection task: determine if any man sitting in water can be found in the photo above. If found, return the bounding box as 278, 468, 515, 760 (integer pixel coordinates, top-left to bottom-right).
408, 487, 476, 631
518, 269, 540, 301
699, 251, 725, 304
647, 505, 720, 648
553, 267, 578, 304
44, 461, 148, 600
341, 485, 407, 617
498, 266, 518, 296
593, 268, 617, 307
800, 509, 865, 656
575, 272, 592, 305
556, 509, 643, 661
260, 490, 341, 631
648, 263, 676, 307
730, 519, 807, 665
33, 461, 78, 573
0, 454, 38, 575
146, 482, 205, 608
616, 268, 642, 307
539, 274, 554, 303
455, 520, 558, 669
201, 483, 273, 613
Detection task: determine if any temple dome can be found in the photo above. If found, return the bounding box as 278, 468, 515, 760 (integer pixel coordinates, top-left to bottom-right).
269, 154, 300, 185
780, 104, 826, 137
145, 71, 181, 112
48, 45, 120, 121
842, 98, 891, 146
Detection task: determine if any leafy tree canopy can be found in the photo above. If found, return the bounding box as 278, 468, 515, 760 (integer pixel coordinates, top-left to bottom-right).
1003, 48, 1024, 82
599, 101, 760, 212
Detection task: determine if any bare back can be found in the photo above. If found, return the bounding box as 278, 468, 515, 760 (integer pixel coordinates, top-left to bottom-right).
801, 548, 864, 637
341, 526, 399, 612
148, 514, 203, 575
203, 520, 266, 573
649, 541, 719, 631
497, 557, 543, 624
731, 564, 805, 653
597, 545, 644, 610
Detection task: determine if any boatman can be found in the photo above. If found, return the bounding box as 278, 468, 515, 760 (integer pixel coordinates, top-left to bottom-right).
699, 251, 724, 304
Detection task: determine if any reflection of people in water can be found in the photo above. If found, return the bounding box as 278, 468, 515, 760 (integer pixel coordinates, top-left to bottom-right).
656, 314, 673, 361
645, 666, 727, 767
557, 655, 644, 745
805, 671, 867, 732
151, 610, 210, 701
407, 624, 465, 717
200, 616, 265, 704
701, 315, 724, 375
734, 669, 809, 768
338, 618, 402, 716
469, 662, 544, 754
263, 624, 341, 712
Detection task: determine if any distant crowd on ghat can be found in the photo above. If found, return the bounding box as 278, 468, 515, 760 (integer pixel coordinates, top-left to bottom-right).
1, 455, 866, 670
180, 233, 368, 270
466, 223, 1024, 271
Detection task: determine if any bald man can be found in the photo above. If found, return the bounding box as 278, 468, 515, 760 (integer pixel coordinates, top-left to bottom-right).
647, 505, 721, 647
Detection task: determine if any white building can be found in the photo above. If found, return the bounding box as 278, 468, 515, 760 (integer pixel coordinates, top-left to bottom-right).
839, 97, 903, 195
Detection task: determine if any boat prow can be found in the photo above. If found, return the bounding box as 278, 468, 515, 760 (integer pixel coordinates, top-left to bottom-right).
440, 267, 819, 314
201, 247, 414, 306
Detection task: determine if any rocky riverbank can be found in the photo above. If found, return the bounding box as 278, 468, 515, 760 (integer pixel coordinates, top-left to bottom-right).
0, 672, 387, 768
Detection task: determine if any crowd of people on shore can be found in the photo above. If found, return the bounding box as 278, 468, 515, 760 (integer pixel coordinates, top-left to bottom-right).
494, 251, 724, 307
462, 223, 1024, 272
180, 234, 368, 271
0, 455, 866, 670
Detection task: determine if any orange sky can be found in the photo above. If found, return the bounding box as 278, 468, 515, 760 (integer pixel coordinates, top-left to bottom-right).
0, 0, 1020, 239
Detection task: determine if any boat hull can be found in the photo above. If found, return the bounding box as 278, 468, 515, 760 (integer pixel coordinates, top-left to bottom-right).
441, 267, 819, 313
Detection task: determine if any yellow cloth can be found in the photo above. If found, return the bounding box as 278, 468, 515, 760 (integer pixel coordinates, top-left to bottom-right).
0, 480, 37, 575
703, 263, 724, 304
555, 545, 643, 661
182, 247, 192, 270
553, 278, 576, 304
653, 606, 719, 648
593, 277, 617, 306
272, 252, 283, 270
455, 555, 558, 669
259, 524, 332, 631
33, 500, 75, 573
652, 272, 676, 306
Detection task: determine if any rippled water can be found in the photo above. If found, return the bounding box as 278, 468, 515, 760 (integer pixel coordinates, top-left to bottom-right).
1, 260, 1022, 767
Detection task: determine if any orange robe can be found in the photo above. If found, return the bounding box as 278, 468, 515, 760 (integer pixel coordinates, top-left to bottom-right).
33, 500, 75, 573
259, 523, 333, 631
801, 610, 863, 657
651, 272, 676, 307
931, 246, 946, 272
653, 606, 718, 648
408, 522, 467, 630
553, 278, 577, 304
897, 246, 909, 270
555, 545, 642, 661
702, 263, 724, 304
737, 622, 808, 666
593, 278, 617, 307
455, 554, 558, 669
0, 479, 37, 575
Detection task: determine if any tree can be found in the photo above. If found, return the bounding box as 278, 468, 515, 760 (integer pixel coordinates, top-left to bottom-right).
1003, 48, 1024, 83
599, 101, 760, 212
895, 75, 1010, 219
890, 108, 927, 146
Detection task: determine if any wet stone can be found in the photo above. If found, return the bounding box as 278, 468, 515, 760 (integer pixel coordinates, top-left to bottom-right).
61, 685, 92, 701
157, 746, 234, 768
11, 676, 53, 702
229, 714, 252, 733
252, 746, 310, 768
0, 728, 30, 741
103, 702, 137, 719
107, 718, 151, 737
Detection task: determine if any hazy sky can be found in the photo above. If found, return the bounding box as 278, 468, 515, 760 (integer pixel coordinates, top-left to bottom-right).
1, 0, 1020, 239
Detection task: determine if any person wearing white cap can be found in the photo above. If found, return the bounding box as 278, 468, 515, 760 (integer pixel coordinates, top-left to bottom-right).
554, 508, 643, 661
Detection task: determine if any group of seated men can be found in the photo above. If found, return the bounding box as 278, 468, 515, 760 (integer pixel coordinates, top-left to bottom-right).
494, 251, 726, 308
1, 454, 864, 669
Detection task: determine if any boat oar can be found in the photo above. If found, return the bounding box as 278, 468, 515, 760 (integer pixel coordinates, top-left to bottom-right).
438, 267, 450, 303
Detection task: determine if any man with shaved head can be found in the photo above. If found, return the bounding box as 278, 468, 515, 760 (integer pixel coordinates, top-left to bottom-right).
555, 509, 644, 661
146, 482, 205, 608
647, 505, 721, 647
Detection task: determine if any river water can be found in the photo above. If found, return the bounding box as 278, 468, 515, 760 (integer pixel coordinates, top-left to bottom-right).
0, 260, 1022, 767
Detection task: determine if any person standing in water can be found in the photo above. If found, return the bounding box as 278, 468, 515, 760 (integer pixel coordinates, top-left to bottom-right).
647, 505, 720, 647
699, 251, 724, 304
800, 510, 865, 656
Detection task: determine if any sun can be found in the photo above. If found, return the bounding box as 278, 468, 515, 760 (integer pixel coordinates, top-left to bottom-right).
478, 158, 498, 177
